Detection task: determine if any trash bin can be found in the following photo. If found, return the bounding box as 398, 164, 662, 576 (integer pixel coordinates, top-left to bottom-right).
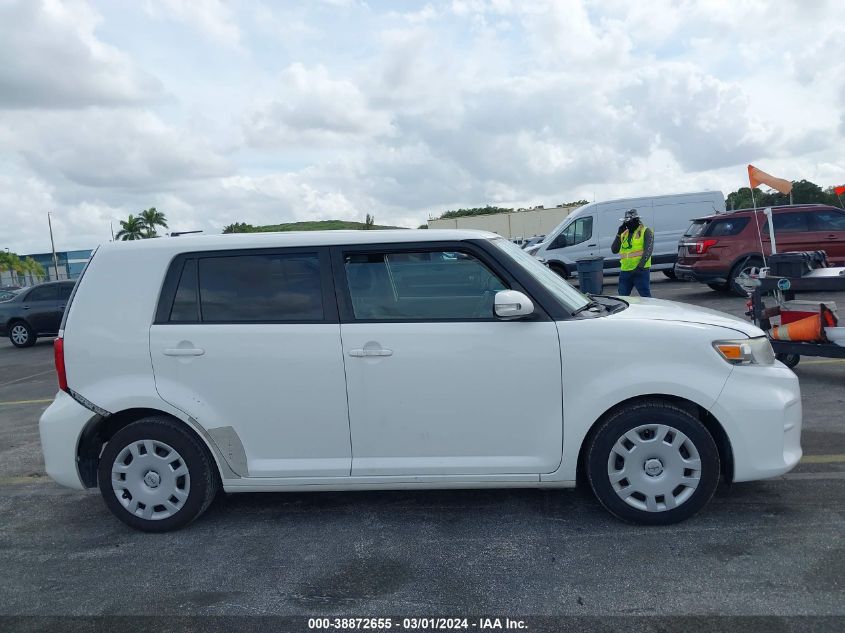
576, 256, 604, 294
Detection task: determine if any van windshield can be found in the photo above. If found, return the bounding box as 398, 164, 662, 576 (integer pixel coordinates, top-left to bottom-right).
491, 238, 591, 312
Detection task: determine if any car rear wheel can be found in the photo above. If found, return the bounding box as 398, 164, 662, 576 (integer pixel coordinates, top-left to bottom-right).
586, 400, 720, 525
9, 321, 36, 348
729, 256, 764, 296
98, 416, 219, 532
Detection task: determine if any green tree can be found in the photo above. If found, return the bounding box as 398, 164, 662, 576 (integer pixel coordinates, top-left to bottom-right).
0, 252, 25, 285
364, 214, 375, 230
139, 207, 168, 238
115, 215, 146, 240
222, 222, 255, 234
725, 180, 841, 210
22, 257, 45, 285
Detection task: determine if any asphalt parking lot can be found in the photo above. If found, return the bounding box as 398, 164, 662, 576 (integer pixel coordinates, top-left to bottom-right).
1, 275, 843, 623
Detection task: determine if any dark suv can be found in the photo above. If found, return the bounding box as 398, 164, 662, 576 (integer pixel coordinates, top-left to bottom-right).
0, 280, 75, 347
674, 204, 845, 295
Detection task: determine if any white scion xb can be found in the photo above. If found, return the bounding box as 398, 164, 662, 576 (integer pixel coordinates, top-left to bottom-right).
40, 230, 801, 531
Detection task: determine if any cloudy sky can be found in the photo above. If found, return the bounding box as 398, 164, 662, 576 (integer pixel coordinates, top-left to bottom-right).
1, 0, 843, 254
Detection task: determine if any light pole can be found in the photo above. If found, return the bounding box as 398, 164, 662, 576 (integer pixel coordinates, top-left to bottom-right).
47, 212, 60, 280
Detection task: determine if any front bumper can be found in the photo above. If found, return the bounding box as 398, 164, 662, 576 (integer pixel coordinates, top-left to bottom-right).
710, 364, 802, 482
39, 391, 96, 490
674, 264, 728, 284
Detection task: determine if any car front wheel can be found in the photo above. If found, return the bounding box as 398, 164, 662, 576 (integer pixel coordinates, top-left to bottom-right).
98, 416, 219, 532
587, 400, 720, 525
9, 321, 36, 348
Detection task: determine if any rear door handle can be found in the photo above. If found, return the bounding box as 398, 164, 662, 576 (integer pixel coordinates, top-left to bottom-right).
587, 243, 597, 247
164, 348, 205, 356
349, 348, 393, 357
22, 306, 30, 310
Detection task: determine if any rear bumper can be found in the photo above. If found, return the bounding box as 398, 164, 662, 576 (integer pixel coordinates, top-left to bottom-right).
710, 364, 802, 482
38, 391, 96, 490
674, 264, 729, 285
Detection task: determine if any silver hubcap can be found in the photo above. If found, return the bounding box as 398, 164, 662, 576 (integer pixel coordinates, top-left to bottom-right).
111, 439, 190, 520
11, 325, 28, 345
607, 424, 702, 512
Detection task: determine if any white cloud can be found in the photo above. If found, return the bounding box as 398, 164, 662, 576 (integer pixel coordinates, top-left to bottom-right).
243, 64, 394, 147
0, 0, 161, 109
1, 0, 844, 255
142, 0, 242, 49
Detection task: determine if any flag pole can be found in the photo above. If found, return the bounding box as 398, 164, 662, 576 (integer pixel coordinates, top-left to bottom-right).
750, 185, 767, 268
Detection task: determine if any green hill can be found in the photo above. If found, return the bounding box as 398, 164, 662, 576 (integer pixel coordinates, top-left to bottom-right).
223, 220, 404, 233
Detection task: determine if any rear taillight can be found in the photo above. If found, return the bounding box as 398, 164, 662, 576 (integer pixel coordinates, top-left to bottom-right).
54, 337, 68, 393
694, 238, 718, 254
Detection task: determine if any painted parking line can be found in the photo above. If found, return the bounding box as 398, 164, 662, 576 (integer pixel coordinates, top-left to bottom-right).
0, 370, 54, 388
0, 398, 53, 406
800, 454, 845, 464
798, 359, 845, 366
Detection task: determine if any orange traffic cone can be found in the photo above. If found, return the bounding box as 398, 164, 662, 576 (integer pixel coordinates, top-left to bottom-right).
770, 314, 824, 342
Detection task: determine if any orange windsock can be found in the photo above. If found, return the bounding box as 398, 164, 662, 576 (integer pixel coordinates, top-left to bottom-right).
770, 314, 824, 342
748, 165, 793, 195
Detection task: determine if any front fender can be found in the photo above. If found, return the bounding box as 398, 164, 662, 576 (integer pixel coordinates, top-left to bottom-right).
544, 317, 736, 481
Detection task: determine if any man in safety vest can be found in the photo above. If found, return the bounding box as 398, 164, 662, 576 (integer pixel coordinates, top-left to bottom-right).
611, 209, 654, 297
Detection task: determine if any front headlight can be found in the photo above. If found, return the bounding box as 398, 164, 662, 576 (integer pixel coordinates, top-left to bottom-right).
713, 336, 775, 366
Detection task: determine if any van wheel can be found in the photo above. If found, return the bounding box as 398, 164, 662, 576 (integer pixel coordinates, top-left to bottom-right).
776, 353, 800, 369
9, 321, 36, 348
729, 256, 763, 296
98, 416, 219, 532
586, 400, 720, 525
548, 262, 569, 279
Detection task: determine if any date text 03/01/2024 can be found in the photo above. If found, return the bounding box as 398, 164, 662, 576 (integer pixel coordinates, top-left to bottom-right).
307, 617, 528, 630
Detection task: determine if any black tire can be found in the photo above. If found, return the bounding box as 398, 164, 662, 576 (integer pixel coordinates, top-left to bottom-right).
707, 282, 730, 293
729, 256, 763, 296
98, 416, 220, 532
662, 269, 677, 280
586, 399, 720, 525
8, 320, 36, 348
548, 262, 569, 280
776, 353, 800, 369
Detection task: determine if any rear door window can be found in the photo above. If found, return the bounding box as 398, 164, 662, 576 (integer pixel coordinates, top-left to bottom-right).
196, 253, 324, 322
344, 250, 507, 320
810, 210, 845, 231
25, 285, 58, 302
763, 212, 810, 233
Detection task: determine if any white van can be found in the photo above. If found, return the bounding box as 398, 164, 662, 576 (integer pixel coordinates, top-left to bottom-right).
40, 229, 800, 531
528, 192, 726, 278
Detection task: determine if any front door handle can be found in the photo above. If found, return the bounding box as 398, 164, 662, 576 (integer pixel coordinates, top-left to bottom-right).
587, 243, 597, 247
349, 348, 393, 358
164, 348, 205, 357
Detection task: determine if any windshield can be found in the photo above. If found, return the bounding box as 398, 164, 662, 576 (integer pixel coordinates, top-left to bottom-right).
491, 237, 591, 312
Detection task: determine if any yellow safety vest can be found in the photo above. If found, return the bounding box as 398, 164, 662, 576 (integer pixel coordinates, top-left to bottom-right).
619, 225, 652, 272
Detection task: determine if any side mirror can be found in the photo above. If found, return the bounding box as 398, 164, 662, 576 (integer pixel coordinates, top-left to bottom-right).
494, 290, 535, 319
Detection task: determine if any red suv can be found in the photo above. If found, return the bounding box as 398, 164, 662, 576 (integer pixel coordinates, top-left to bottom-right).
674, 204, 845, 295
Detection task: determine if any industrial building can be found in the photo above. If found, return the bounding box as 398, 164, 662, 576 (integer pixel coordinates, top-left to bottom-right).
0, 249, 92, 286
426, 205, 578, 239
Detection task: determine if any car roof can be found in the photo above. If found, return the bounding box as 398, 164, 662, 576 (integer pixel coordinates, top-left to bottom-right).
97, 229, 502, 255
691, 203, 841, 222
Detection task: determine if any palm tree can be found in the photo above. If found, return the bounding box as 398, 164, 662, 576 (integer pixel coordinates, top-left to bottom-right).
23, 257, 45, 284
115, 215, 146, 240
139, 207, 168, 238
